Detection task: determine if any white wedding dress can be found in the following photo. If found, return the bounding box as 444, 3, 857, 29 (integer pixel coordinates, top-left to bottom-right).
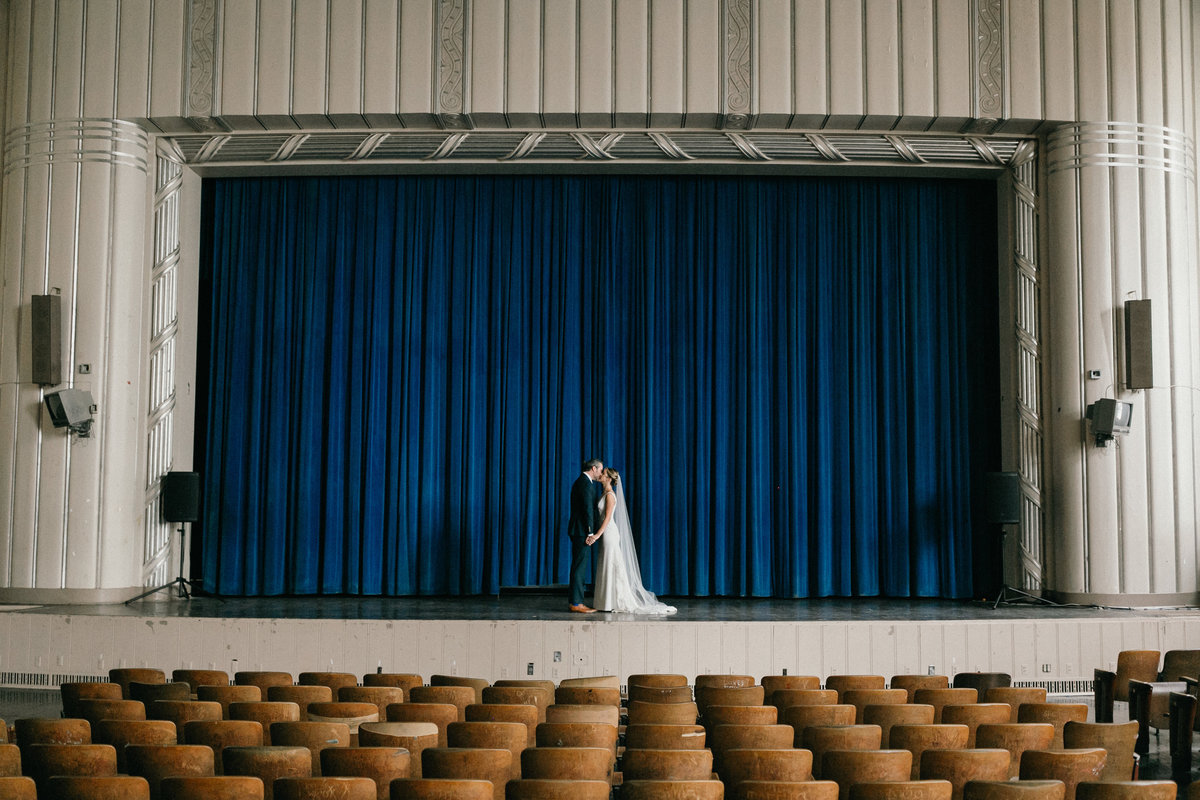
593, 483, 676, 614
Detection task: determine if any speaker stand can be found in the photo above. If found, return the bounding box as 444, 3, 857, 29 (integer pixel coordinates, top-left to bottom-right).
990, 525, 1063, 609
125, 524, 194, 604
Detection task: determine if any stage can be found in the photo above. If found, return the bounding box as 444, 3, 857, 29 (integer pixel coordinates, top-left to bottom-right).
2, 595, 1199, 693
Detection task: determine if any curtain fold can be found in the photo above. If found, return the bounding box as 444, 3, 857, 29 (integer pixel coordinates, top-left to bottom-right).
199, 174, 998, 597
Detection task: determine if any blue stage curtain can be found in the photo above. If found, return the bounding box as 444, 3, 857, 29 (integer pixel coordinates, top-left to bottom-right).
198, 175, 997, 597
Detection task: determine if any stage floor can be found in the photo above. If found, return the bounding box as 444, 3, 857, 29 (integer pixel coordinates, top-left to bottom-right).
9, 593, 1200, 622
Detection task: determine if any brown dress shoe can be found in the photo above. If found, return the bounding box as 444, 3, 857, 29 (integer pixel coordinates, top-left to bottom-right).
568, 603, 597, 613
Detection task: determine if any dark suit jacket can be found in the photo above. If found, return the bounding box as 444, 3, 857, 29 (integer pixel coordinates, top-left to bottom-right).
567, 474, 599, 541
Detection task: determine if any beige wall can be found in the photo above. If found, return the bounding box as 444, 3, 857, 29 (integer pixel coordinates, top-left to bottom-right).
0, 0, 1196, 603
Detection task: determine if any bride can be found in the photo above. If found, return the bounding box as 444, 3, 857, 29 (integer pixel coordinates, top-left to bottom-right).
589, 468, 677, 614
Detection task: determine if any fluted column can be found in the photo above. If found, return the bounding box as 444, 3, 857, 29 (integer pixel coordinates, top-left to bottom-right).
0, 119, 151, 601
1043, 122, 1199, 604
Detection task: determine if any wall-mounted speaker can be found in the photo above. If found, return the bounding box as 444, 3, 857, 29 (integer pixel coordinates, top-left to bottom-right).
981, 471, 1021, 525
161, 471, 200, 523
31, 294, 62, 385
1125, 299, 1153, 389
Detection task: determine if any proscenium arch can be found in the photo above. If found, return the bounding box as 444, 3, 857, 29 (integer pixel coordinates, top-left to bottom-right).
148, 127, 1042, 596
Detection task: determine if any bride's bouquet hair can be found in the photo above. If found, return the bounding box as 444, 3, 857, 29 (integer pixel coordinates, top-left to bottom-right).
604, 468, 620, 484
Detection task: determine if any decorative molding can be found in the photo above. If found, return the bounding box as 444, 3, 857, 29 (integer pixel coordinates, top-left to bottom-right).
973, 0, 1004, 121
186, 0, 217, 119
1047, 122, 1196, 181
1009, 140, 1043, 592
2, 120, 150, 176
723, 0, 752, 129
437, 0, 468, 128
165, 129, 1029, 169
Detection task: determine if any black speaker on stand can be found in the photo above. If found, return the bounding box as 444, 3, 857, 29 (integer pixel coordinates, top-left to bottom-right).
983, 471, 1056, 608
126, 472, 200, 604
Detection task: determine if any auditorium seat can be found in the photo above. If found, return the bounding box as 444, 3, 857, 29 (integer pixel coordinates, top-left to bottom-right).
235, 671, 295, 695
222, 746, 313, 800
0, 777, 36, 800
962, 780, 1065, 800
533, 721, 618, 756
1061, 721, 1137, 781
505, 778, 611, 800
890, 676, 950, 704
781, 704, 856, 744
919, 749, 1011, 800
862, 704, 935, 747
340, 686, 408, 723
983, 688, 1047, 722
705, 704, 779, 726
1093, 651, 1159, 723
183, 720, 265, 774
518, 745, 612, 781
621, 747, 714, 781
557, 676, 619, 689
297, 672, 358, 695
306, 702, 380, 743
268, 686, 335, 720
362, 673, 424, 698
940, 704, 1012, 748
480, 686, 552, 723
173, 670, 231, 696
385, 702, 459, 747
803, 725, 883, 779
492, 679, 556, 694
709, 723, 795, 773
149, 699, 224, 740
1075, 782, 1177, 800
619, 780, 725, 800
230, 701, 302, 745
623, 723, 707, 750
913, 689, 978, 723
198, 684, 262, 719
431, 675, 490, 704
421, 747, 511, 800
409, 686, 476, 721
843, 689, 908, 724
466, 703, 539, 747
447, 721, 528, 781
390, 778, 493, 800
269, 721, 351, 776
14, 717, 91, 754
825, 676, 885, 702
552, 686, 621, 708
696, 674, 757, 689
772, 689, 838, 710
696, 685, 766, 713
629, 673, 689, 689
0, 743, 20, 776
125, 743, 216, 799
274, 775, 377, 800
133, 682, 194, 706
1018, 750, 1107, 800
627, 700, 698, 725
357, 723, 439, 778
629, 685, 695, 704
974, 724, 1055, 779
952, 674, 1011, 698
110, 668, 167, 699
889, 725, 970, 780
60, 681, 123, 717
736, 779, 839, 800
715, 747, 815, 792
761, 675, 822, 705
543, 704, 619, 726
46, 774, 151, 800
92, 718, 178, 771
850, 780, 953, 800
1016, 704, 1089, 750
78, 698, 148, 726
159, 775, 267, 800
821, 749, 913, 800
321, 745, 411, 800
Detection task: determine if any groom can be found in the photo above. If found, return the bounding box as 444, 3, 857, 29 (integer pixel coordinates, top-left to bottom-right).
567, 458, 604, 612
